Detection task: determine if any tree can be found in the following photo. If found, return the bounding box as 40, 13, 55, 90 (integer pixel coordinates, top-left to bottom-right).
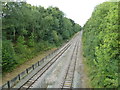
2, 2, 82, 73
83, 2, 119, 88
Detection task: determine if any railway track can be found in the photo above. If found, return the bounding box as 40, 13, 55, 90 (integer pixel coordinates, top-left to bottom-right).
18, 42, 71, 89
59, 40, 79, 88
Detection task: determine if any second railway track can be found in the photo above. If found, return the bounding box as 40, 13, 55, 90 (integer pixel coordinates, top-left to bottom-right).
59, 38, 80, 88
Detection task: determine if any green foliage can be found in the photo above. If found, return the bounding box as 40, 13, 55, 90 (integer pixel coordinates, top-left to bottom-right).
2, 40, 17, 72
2, 2, 82, 73
15, 36, 27, 54
51, 30, 59, 43
83, 2, 119, 88
28, 33, 35, 47
35, 41, 53, 52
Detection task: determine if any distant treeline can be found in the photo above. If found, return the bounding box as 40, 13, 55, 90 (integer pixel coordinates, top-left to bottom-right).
2, 2, 82, 72
83, 2, 119, 88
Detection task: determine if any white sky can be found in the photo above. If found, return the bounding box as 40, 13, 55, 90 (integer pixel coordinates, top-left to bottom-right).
26, 0, 108, 26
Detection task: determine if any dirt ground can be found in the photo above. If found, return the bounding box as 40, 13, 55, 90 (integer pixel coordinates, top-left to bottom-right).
81, 57, 91, 88
80, 42, 91, 88
2, 48, 56, 85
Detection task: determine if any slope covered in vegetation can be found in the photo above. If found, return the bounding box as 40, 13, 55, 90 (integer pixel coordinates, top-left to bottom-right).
2, 2, 81, 72
83, 2, 119, 88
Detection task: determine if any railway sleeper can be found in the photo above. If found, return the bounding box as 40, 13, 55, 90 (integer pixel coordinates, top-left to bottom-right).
65, 78, 72, 81
64, 83, 71, 86
64, 81, 71, 83
23, 85, 29, 88
63, 86, 71, 88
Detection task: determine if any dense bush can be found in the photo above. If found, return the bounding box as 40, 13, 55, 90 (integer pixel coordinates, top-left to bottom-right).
2, 2, 81, 72
2, 40, 17, 72
83, 2, 119, 88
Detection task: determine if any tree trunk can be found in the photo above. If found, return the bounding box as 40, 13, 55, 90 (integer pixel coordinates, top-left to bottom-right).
13, 28, 16, 41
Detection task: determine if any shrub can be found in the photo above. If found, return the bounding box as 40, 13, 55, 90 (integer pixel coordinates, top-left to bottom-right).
2, 40, 17, 72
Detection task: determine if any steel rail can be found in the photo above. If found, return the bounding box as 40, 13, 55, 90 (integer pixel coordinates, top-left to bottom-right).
60, 40, 79, 88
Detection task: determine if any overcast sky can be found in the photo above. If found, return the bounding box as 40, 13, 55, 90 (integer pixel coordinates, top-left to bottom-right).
26, 0, 108, 26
